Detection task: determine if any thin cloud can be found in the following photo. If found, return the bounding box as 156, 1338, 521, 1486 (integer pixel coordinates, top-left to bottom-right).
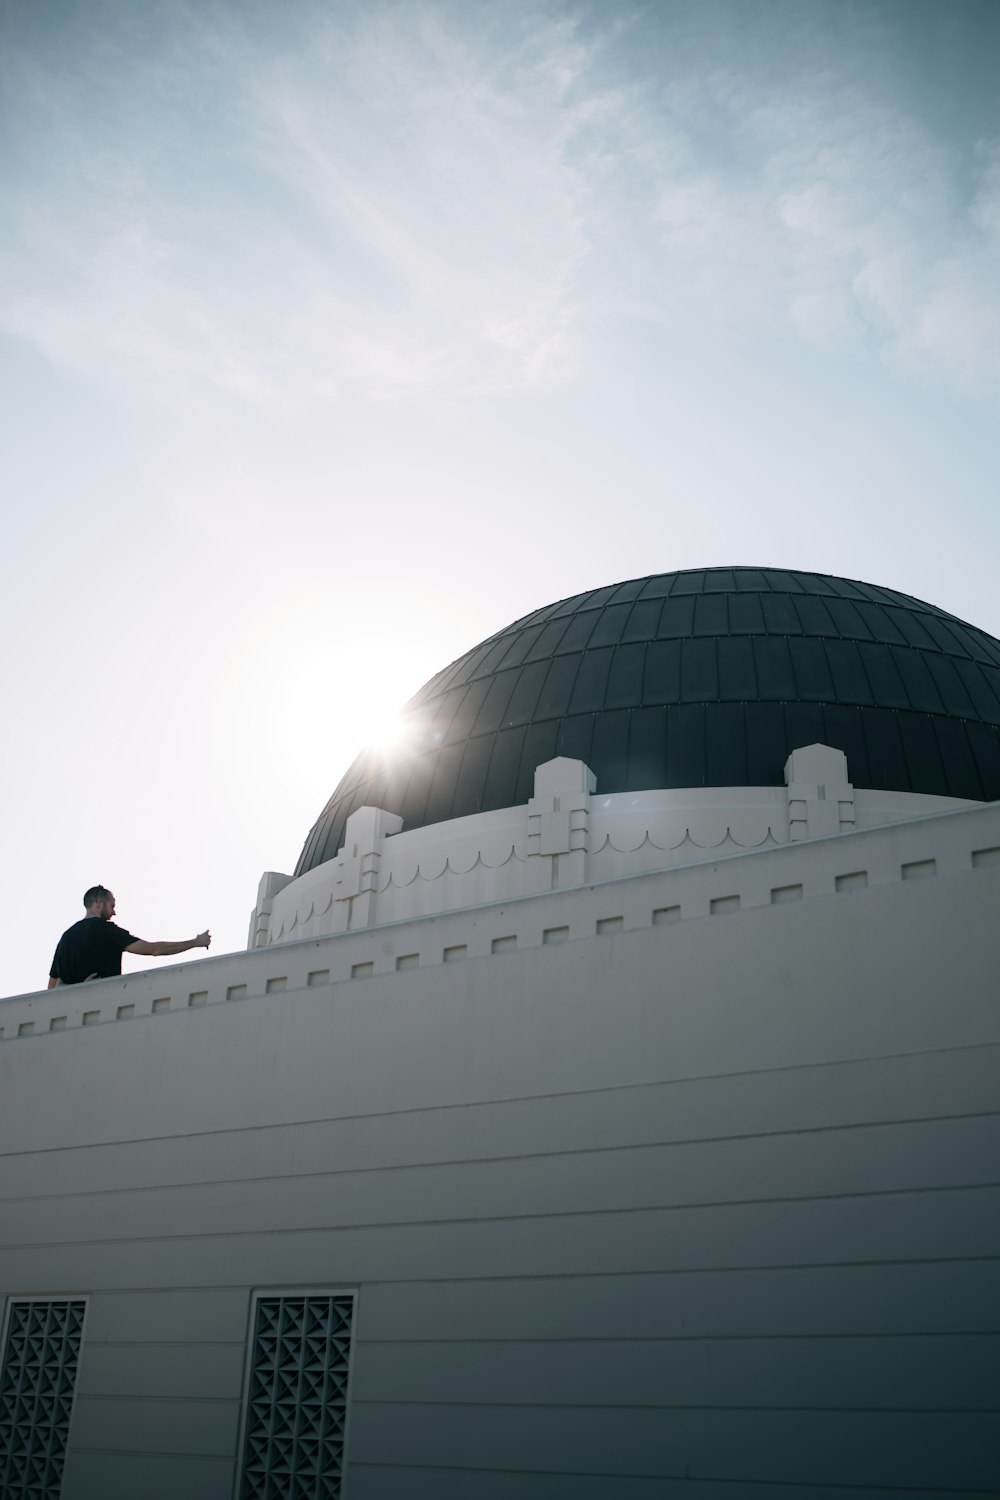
0, 1, 997, 407
604, 58, 1000, 397
0, 3, 599, 407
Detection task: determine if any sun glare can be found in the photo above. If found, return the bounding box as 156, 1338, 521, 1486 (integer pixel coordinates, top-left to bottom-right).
360, 708, 411, 755
268, 621, 442, 806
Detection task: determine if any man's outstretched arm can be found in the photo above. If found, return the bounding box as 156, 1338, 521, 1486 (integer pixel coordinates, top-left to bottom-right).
126, 931, 212, 958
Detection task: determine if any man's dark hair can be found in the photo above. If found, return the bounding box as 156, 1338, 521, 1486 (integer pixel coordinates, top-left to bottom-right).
83, 885, 112, 909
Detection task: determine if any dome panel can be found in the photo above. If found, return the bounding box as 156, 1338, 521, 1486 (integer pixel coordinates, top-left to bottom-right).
295, 568, 1000, 876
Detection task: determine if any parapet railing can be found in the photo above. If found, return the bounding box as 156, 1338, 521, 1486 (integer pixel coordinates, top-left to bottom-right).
2, 801, 998, 1046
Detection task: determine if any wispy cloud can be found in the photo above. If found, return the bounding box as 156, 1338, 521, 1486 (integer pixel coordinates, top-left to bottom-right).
1, 0, 997, 406
0, 2, 600, 406
594, 45, 1000, 398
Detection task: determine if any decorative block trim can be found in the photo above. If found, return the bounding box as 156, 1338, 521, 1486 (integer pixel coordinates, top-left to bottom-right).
709, 895, 740, 916
3, 802, 999, 1042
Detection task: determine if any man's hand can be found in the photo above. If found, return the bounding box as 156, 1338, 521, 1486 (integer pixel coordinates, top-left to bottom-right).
197, 930, 212, 949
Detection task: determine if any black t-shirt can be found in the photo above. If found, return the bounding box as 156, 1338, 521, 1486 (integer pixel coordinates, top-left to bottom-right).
50, 917, 142, 985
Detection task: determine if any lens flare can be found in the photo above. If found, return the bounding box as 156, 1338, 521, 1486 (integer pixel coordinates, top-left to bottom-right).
362, 710, 411, 755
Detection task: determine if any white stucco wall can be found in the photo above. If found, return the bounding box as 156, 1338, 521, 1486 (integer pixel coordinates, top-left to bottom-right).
1, 800, 998, 1497
249, 749, 981, 949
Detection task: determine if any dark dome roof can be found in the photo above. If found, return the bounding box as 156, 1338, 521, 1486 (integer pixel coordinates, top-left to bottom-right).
296, 567, 1000, 875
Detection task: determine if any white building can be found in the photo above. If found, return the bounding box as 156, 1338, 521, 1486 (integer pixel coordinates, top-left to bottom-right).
2, 567, 998, 1499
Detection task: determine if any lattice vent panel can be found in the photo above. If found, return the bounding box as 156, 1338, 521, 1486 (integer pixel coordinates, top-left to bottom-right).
239, 1294, 355, 1500
0, 1298, 86, 1500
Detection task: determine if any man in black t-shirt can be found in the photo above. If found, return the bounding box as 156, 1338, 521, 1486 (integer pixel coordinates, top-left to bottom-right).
48, 885, 211, 986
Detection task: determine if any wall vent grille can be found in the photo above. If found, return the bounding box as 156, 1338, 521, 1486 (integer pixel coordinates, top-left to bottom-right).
0, 1298, 85, 1500
239, 1293, 355, 1500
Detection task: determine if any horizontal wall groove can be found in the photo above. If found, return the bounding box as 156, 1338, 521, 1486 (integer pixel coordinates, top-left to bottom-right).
352, 1397, 1000, 1415
3, 1179, 998, 1252
70, 1445, 233, 1461
347, 1459, 997, 1494
10, 1254, 996, 1299
1, 1037, 996, 1164
356, 1330, 1000, 1345
348, 1252, 1000, 1284
77, 1393, 238, 1407
3, 1110, 997, 1207
84, 1338, 246, 1348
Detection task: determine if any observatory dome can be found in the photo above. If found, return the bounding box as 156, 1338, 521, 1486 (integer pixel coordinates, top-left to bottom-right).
296, 567, 1000, 876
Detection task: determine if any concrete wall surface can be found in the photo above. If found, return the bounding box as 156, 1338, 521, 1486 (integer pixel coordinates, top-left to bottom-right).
250, 752, 981, 948
1, 802, 998, 1498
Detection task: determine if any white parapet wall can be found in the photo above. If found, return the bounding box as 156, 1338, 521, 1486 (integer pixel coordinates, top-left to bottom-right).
250, 746, 981, 947
1, 797, 999, 1498
5, 792, 996, 1051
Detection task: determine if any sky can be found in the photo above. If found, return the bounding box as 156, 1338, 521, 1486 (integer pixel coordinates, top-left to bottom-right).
1, 0, 998, 997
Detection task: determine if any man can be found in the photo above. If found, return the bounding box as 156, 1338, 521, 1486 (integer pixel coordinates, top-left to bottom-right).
48, 885, 211, 987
